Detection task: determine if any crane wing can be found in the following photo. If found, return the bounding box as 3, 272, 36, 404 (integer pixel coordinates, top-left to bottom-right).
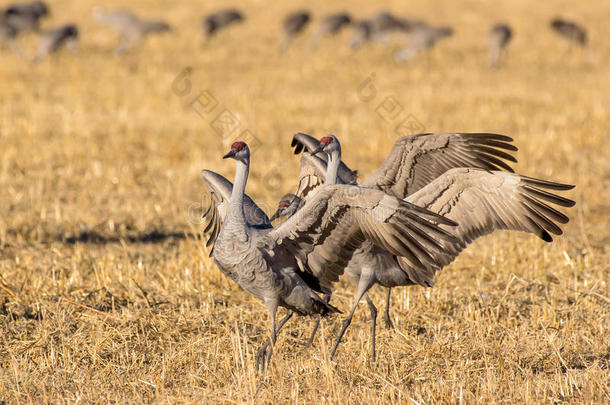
401, 168, 575, 285
292, 132, 358, 200
360, 133, 518, 198
265, 184, 459, 292
200, 170, 271, 250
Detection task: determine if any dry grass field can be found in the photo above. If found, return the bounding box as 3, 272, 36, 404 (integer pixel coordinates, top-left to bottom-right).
1, 0, 609, 403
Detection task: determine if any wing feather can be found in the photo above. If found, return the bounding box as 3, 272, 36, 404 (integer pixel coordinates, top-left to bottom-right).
405, 168, 575, 270
200, 170, 272, 249
292, 133, 358, 200
265, 184, 459, 290
360, 133, 518, 198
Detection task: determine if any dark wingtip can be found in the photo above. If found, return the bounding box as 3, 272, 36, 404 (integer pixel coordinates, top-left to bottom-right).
292, 132, 310, 154
435, 216, 459, 227
541, 230, 553, 242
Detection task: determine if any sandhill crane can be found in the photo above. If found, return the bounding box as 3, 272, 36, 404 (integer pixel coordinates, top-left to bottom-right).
350, 12, 424, 50
4, 1, 47, 17
201, 141, 458, 369
395, 23, 453, 62
550, 18, 587, 47
350, 19, 374, 49
32, 24, 78, 62
93, 7, 171, 54
202, 9, 244, 41
2, 1, 48, 35
310, 12, 351, 49
374, 11, 413, 34
272, 132, 516, 358
284, 133, 517, 353
281, 10, 311, 52
489, 23, 513, 68
274, 133, 573, 360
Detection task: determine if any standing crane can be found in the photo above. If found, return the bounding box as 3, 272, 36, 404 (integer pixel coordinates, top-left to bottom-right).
489, 23, 513, 68
202, 9, 244, 41
2, 1, 48, 35
281, 10, 311, 52
32, 24, 78, 63
310, 12, 351, 49
395, 22, 454, 62
93, 7, 171, 54
350, 11, 423, 50
550, 18, 587, 46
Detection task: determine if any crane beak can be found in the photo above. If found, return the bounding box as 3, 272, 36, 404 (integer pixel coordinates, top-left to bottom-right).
310, 143, 324, 156
270, 209, 281, 222
223, 148, 237, 159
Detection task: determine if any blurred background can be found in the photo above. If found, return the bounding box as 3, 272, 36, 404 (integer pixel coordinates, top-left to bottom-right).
0, 0, 608, 402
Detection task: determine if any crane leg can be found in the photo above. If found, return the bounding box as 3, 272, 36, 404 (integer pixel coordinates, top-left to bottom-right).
383, 288, 394, 329
330, 274, 374, 359
306, 293, 331, 347
364, 293, 378, 362
256, 304, 292, 373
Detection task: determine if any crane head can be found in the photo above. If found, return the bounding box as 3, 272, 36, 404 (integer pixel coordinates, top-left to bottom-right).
270, 193, 302, 222
223, 141, 250, 162
310, 134, 340, 157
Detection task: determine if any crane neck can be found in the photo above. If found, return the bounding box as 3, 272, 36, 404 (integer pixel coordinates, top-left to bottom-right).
228, 157, 249, 220
324, 147, 341, 185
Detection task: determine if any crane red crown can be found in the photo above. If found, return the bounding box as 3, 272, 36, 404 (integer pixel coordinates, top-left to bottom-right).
320, 136, 333, 145
231, 141, 247, 150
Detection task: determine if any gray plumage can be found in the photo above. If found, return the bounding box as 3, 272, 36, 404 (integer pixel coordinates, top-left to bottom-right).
2, 1, 48, 35
279, 133, 516, 359
202, 9, 244, 39
374, 11, 413, 32
395, 23, 454, 62
93, 7, 171, 54
278, 132, 570, 359
359, 133, 516, 197
32, 24, 78, 62
281, 10, 311, 52
351, 12, 424, 50
202, 141, 456, 369
4, 1, 47, 17
270, 193, 302, 222
550, 18, 587, 46
350, 19, 374, 49
201, 169, 271, 252
310, 12, 351, 48
291, 132, 358, 199
489, 23, 513, 68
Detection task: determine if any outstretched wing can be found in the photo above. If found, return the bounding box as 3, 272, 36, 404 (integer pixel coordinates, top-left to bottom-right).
292, 133, 358, 200
360, 133, 518, 198
200, 170, 271, 249
264, 184, 459, 292
401, 168, 575, 285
